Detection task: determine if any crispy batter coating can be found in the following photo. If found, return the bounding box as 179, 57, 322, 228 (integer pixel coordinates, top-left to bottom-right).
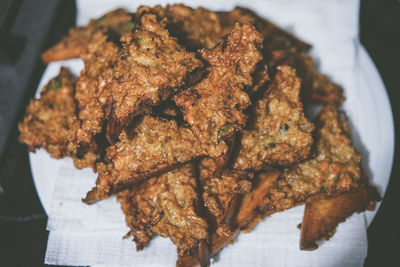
300, 184, 380, 250
117, 164, 210, 267
234, 65, 314, 170
41, 8, 134, 63
84, 115, 206, 203
106, 13, 203, 138
260, 105, 368, 216
67, 30, 119, 169
138, 4, 222, 51
174, 23, 263, 159
18, 67, 76, 158
199, 158, 252, 237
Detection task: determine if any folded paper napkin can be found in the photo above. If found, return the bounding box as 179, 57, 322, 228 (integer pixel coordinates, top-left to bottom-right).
38, 0, 371, 266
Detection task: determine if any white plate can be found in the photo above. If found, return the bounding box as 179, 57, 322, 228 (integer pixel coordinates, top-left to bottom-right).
28, 1, 395, 266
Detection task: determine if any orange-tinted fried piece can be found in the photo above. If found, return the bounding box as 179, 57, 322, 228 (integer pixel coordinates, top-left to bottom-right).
67, 31, 119, 169
138, 4, 222, 51
41, 8, 134, 63
260, 105, 369, 216
107, 13, 203, 138
117, 164, 210, 267
300, 184, 380, 250
174, 23, 263, 159
234, 65, 314, 171
18, 67, 76, 159
84, 115, 206, 203
199, 158, 252, 237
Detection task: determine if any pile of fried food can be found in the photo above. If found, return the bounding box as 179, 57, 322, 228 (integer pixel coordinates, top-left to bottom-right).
19, 4, 381, 267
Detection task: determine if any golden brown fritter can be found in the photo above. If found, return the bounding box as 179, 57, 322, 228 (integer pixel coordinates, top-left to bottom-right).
41, 8, 134, 63
174, 23, 263, 159
84, 115, 206, 203
67, 30, 119, 169
258, 105, 369, 217
117, 164, 210, 267
106, 13, 203, 139
138, 4, 222, 51
199, 158, 252, 237
18, 67, 76, 159
300, 184, 380, 250
234, 65, 314, 171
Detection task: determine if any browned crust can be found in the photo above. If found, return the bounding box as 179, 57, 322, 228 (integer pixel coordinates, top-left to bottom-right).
18, 67, 76, 158
41, 8, 134, 63
174, 23, 263, 159
300, 184, 381, 250
234, 65, 314, 170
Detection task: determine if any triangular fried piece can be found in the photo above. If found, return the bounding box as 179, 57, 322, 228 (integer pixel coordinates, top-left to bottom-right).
174, 23, 263, 159
41, 8, 134, 63
117, 164, 210, 267
83, 115, 206, 203
234, 65, 314, 170
300, 184, 381, 250
106, 13, 203, 139
18, 67, 76, 159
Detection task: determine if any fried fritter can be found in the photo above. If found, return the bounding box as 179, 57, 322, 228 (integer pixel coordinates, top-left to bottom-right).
117, 164, 210, 267
234, 65, 314, 171
41, 8, 134, 63
300, 184, 380, 250
138, 4, 222, 51
106, 13, 203, 139
257, 105, 369, 218
199, 158, 252, 237
84, 115, 206, 203
18, 67, 76, 159
174, 23, 263, 159
67, 30, 119, 169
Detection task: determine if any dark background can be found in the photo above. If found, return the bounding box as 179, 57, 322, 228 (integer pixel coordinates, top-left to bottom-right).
0, 0, 399, 266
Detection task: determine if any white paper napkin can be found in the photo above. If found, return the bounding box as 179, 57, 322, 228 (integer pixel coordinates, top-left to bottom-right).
41, 0, 370, 266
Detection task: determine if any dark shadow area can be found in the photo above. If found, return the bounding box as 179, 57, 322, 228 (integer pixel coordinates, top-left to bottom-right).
360, 0, 400, 266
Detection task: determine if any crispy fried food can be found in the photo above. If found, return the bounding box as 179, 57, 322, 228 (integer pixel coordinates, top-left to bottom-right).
117, 164, 210, 267
41, 8, 134, 63
106, 13, 203, 139
18, 67, 76, 158
300, 184, 381, 250
138, 4, 222, 51
259, 104, 368, 216
199, 158, 253, 237
84, 115, 206, 203
235, 169, 282, 230
234, 65, 314, 170
174, 23, 263, 159
67, 30, 119, 169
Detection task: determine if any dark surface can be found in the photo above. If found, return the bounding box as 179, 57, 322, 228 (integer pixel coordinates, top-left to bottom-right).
0, 0, 399, 266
